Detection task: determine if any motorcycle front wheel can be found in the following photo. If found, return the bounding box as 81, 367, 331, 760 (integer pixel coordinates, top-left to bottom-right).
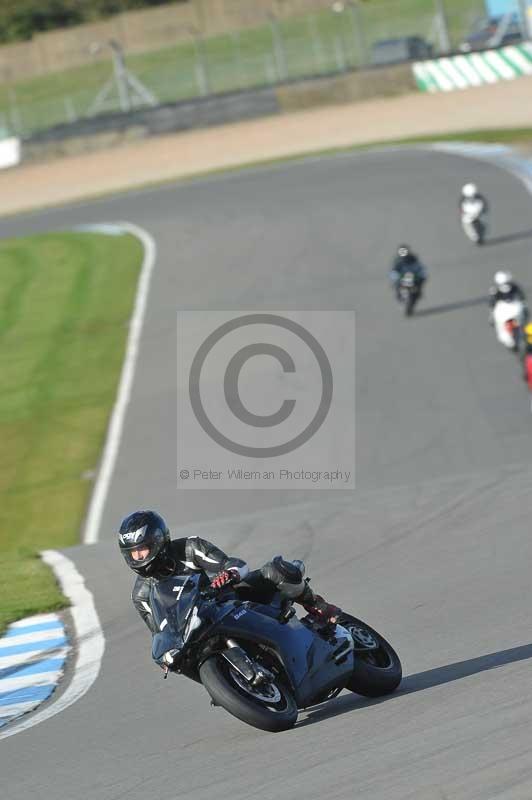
339, 614, 402, 698
474, 220, 485, 245
199, 655, 298, 732
405, 292, 416, 317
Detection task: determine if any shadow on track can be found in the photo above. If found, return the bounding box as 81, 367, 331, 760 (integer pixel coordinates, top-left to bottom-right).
485, 228, 532, 247
415, 297, 487, 318
297, 641, 532, 727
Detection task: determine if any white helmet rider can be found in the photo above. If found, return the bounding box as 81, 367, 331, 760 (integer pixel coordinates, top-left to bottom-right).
494, 270, 513, 293
462, 183, 478, 198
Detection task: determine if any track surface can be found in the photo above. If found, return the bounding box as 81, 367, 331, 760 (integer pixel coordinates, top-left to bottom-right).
2, 149, 532, 798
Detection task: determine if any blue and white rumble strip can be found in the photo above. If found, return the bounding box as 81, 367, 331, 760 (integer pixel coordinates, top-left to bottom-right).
0, 613, 68, 728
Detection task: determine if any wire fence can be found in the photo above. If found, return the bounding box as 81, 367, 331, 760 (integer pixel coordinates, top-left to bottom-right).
0, 0, 507, 139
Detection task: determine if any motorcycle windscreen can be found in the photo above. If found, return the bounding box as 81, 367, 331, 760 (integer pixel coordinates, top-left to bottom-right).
150, 573, 206, 660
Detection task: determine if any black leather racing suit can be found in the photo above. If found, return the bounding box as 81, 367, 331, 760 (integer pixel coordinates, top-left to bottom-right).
132, 536, 309, 634
389, 255, 427, 299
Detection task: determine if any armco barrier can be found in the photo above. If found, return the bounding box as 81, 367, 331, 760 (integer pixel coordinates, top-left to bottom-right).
413, 43, 532, 93
276, 63, 415, 112
21, 62, 414, 163
22, 87, 280, 162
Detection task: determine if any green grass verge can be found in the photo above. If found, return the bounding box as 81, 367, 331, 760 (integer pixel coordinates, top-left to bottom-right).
0, 0, 484, 137
397, 128, 532, 145
0, 230, 143, 634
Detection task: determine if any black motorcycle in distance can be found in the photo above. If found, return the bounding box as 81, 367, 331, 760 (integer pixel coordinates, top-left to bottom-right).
150, 573, 402, 732
397, 271, 421, 317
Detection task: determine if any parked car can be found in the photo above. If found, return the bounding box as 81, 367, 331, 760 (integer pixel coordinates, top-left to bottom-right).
459, 16, 523, 53
370, 36, 433, 66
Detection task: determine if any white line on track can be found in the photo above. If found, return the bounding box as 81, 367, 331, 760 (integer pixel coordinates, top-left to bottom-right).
0, 551, 105, 740
79, 222, 157, 545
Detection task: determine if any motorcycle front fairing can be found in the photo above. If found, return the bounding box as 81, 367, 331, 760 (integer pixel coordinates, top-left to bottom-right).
150, 573, 214, 665
212, 601, 355, 708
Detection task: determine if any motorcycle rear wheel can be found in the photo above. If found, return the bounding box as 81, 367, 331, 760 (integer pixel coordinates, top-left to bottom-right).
339, 614, 402, 698
200, 655, 298, 732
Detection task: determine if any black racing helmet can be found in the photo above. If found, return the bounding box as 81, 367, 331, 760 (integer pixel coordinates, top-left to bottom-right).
118, 510, 170, 576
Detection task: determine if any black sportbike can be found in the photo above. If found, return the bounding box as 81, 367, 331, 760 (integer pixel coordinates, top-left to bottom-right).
397, 271, 421, 317
151, 573, 402, 732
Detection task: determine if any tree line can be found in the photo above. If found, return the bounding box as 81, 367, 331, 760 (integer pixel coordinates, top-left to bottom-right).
0, 0, 186, 44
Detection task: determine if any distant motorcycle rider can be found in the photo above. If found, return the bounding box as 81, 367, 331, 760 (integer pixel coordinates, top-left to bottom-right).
389, 244, 427, 299
460, 182, 488, 216
489, 270, 528, 322
118, 510, 341, 668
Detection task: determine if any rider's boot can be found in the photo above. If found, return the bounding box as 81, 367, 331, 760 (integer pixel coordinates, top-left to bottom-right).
261, 556, 341, 623
296, 583, 341, 624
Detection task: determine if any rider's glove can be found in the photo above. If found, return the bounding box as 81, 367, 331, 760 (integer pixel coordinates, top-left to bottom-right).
159, 648, 181, 671
210, 568, 240, 589
303, 595, 342, 624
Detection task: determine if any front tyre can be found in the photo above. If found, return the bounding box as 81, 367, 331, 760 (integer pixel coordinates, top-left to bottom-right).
199, 656, 298, 732
340, 614, 402, 698
405, 291, 416, 317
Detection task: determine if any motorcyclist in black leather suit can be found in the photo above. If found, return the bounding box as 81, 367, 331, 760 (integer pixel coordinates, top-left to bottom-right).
389, 245, 427, 300
118, 511, 341, 665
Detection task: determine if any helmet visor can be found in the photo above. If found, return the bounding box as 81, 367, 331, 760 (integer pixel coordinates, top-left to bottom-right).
118, 521, 169, 572
121, 541, 158, 570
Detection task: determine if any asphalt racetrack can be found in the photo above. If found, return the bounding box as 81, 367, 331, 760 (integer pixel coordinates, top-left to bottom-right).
2, 148, 532, 799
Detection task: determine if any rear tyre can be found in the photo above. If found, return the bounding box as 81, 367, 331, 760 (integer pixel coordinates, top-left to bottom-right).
200, 655, 298, 732
339, 614, 402, 698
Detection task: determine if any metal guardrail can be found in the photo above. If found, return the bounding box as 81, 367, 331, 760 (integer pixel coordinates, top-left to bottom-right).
0, 0, 522, 139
